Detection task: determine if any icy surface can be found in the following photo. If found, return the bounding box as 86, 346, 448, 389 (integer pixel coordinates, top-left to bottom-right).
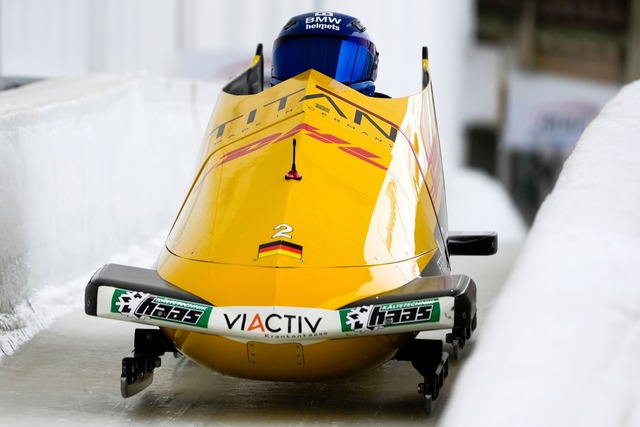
0, 75, 220, 357
447, 167, 527, 243
442, 81, 640, 425
0, 235, 164, 358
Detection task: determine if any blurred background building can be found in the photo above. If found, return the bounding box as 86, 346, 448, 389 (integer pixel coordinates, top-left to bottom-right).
471, 0, 634, 223
0, 0, 632, 224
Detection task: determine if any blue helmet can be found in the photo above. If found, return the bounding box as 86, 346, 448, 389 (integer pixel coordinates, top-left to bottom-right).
271, 11, 378, 96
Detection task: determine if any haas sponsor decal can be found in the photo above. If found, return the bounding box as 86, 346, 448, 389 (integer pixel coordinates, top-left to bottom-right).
340, 299, 440, 332
112, 289, 211, 328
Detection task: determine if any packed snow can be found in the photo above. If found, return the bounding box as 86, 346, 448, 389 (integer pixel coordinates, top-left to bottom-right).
442, 80, 640, 426
0, 75, 220, 357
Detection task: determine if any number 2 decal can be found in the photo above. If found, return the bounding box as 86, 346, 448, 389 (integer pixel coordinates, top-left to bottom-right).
272, 224, 293, 239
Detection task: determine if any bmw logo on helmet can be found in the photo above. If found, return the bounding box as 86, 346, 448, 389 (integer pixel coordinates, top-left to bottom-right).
271, 11, 379, 96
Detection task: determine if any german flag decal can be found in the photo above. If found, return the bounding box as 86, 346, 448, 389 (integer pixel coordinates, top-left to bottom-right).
258, 240, 303, 260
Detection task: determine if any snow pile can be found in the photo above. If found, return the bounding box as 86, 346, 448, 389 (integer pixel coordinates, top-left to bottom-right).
447, 167, 527, 243
0, 75, 219, 356
443, 81, 640, 425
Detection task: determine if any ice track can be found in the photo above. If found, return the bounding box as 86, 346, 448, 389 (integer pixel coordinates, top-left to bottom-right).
0, 242, 520, 426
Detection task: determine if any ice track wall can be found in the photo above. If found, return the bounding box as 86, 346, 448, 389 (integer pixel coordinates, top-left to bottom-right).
0, 75, 219, 355
443, 81, 640, 425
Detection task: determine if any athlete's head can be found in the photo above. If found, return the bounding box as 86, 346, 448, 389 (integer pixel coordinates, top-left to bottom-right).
271, 11, 378, 96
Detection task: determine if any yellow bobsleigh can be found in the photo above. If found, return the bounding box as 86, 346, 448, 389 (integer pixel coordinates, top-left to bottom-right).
85, 45, 496, 411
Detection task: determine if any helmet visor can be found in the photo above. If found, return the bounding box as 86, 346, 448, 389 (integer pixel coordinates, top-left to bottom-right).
272, 35, 377, 85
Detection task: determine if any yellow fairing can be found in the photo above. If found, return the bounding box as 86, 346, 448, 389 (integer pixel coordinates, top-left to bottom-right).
158, 70, 448, 380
